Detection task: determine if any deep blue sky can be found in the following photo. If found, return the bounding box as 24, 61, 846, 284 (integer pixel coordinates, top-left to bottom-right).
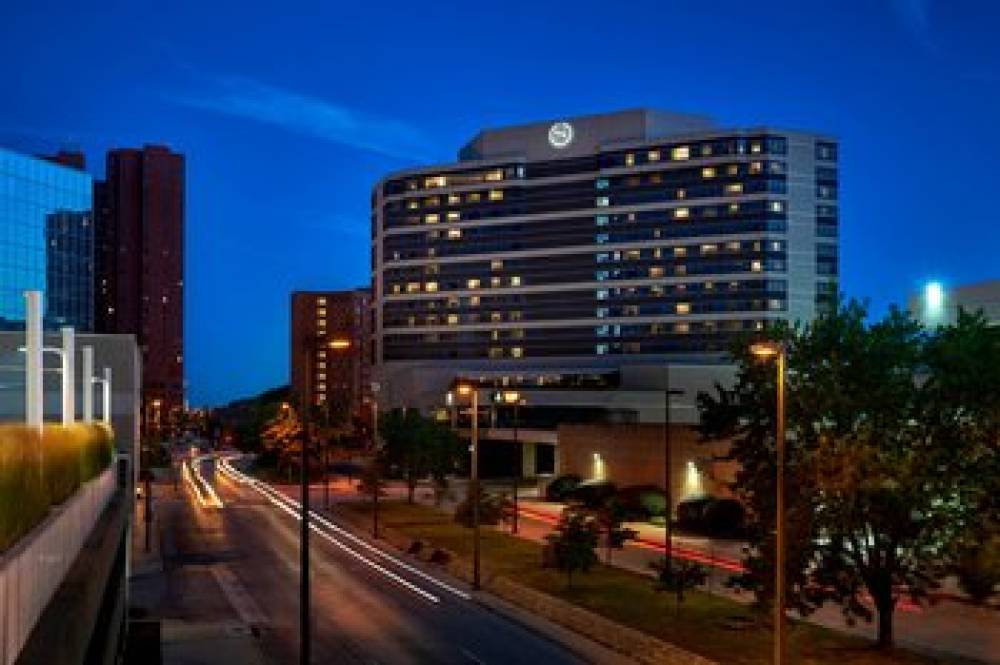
1, 1, 997, 406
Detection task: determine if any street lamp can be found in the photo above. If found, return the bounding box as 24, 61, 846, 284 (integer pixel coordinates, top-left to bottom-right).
300, 335, 351, 665
750, 340, 787, 665
454, 381, 481, 590
499, 390, 523, 535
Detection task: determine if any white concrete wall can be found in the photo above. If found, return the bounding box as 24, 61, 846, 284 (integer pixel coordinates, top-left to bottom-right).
0, 466, 115, 665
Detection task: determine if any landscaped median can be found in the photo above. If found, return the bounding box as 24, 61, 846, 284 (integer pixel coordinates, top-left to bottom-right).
337, 500, 979, 665
0, 423, 115, 551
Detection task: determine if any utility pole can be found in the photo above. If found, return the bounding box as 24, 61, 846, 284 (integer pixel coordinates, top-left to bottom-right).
663, 364, 684, 575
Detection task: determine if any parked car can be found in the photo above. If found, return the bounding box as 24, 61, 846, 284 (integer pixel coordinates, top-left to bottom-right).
613, 485, 667, 520
544, 474, 582, 502
676, 497, 745, 537
566, 480, 617, 509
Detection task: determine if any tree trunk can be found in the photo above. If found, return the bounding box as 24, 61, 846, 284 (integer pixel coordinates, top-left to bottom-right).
875, 590, 896, 648
407, 478, 416, 504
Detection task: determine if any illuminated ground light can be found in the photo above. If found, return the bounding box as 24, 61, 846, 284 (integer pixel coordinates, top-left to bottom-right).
684, 460, 704, 498
924, 281, 946, 321
592, 452, 606, 481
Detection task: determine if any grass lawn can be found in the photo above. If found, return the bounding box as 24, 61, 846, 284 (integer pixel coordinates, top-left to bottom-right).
341, 500, 977, 665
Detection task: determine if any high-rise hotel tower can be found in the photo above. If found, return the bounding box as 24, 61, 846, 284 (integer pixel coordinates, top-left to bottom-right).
371, 110, 838, 409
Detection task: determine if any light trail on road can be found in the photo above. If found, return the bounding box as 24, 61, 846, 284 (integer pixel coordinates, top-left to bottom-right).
214, 455, 459, 604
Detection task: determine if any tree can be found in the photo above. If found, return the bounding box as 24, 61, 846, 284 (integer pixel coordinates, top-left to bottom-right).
453, 486, 513, 527
380, 409, 463, 503
595, 499, 637, 564
650, 558, 707, 606
544, 508, 600, 589
699, 299, 984, 647
357, 456, 387, 538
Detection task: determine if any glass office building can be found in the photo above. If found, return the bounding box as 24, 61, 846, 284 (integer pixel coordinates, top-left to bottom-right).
0, 147, 94, 331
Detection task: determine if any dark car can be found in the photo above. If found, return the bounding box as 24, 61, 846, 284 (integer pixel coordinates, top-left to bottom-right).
676, 497, 745, 537
566, 479, 617, 509
544, 474, 582, 502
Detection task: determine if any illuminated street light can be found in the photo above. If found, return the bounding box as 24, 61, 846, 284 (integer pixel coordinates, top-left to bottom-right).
452, 381, 481, 589
750, 340, 787, 665
499, 390, 523, 534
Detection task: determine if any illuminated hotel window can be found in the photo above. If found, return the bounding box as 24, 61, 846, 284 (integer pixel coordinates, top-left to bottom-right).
317, 350, 326, 359
701, 243, 718, 254
750, 141, 762, 154
424, 213, 440, 224
653, 248, 663, 259
770, 201, 785, 213
447, 228, 462, 239
673, 207, 690, 219
596, 196, 610, 207
425, 281, 438, 292
648, 149, 661, 162
447, 314, 459, 325
491, 259, 504, 270
727, 164, 739, 176
675, 264, 688, 276
425, 175, 448, 188
701, 167, 716, 179
510, 275, 521, 286
424, 196, 441, 206
488, 189, 504, 201
701, 144, 713, 157
317, 297, 327, 306
676, 188, 687, 200
469, 295, 480, 306
467, 278, 481, 289
317, 362, 326, 369
490, 311, 502, 322
673, 246, 687, 257
624, 249, 641, 261
447, 194, 461, 205
704, 281, 715, 291
625, 153, 635, 166
490, 329, 500, 341
596, 343, 609, 355
749, 161, 763, 174
726, 241, 741, 251
769, 299, 784, 310
671, 146, 690, 161
726, 183, 744, 195
751, 260, 763, 272
651, 284, 665, 296
675, 322, 690, 333
728, 202, 740, 214
509, 310, 522, 321
467, 192, 481, 203
406, 282, 420, 293
485, 169, 504, 182
407, 200, 420, 210
491, 276, 502, 287
511, 346, 524, 359
676, 302, 691, 315
447, 211, 461, 221
447, 296, 459, 308
489, 347, 503, 359
392, 283, 401, 294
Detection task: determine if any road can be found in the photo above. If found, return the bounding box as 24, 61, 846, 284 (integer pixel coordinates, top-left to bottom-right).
158, 455, 610, 665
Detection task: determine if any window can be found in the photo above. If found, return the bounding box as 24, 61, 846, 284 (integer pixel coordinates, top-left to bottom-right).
751, 260, 763, 273
770, 201, 785, 213
490, 311, 502, 322
491, 276, 502, 287
726, 164, 739, 176
469, 295, 480, 306
391, 284, 401, 294
648, 149, 661, 162
511, 346, 524, 358
749, 161, 763, 174
425, 281, 438, 292
407, 199, 420, 210
675, 322, 690, 333
446, 211, 460, 222
488, 189, 504, 201
671, 146, 690, 161
447, 314, 459, 325
485, 169, 504, 182
596, 343, 610, 355
467, 278, 480, 289
489, 347, 503, 359
447, 228, 462, 239
467, 192, 481, 203
424, 213, 439, 224
595, 215, 609, 227
701, 166, 716, 179
673, 207, 689, 220
649, 266, 664, 278
701, 243, 718, 254
510, 275, 521, 286
676, 188, 687, 200
595, 178, 610, 190
447, 194, 461, 205
406, 282, 420, 293
750, 141, 762, 154
726, 182, 744, 195
596, 196, 610, 207
625, 153, 635, 167
676, 302, 691, 315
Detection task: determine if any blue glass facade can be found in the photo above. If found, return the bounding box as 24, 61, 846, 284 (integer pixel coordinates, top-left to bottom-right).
0, 148, 93, 330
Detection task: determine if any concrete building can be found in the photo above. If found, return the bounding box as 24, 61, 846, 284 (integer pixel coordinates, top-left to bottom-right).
0, 147, 94, 332
290, 289, 372, 422
94, 145, 185, 433
909, 279, 1000, 327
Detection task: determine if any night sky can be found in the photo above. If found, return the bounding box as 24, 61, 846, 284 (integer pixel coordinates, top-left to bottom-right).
1, 1, 997, 406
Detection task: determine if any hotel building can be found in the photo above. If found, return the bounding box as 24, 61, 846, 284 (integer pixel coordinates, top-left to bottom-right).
372, 108, 837, 401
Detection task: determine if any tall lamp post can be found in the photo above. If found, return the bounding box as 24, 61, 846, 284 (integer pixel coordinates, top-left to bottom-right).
499, 390, 523, 535
662, 365, 685, 575
750, 341, 787, 665
454, 381, 481, 590
300, 335, 351, 665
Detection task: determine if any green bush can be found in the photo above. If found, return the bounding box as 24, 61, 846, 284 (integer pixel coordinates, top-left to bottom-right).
0, 424, 115, 551
955, 536, 1000, 604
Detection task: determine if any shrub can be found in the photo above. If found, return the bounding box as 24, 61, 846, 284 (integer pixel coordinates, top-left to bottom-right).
453, 487, 513, 527
613, 484, 667, 520
544, 474, 582, 502
955, 536, 1000, 604
544, 508, 600, 588
0, 423, 115, 551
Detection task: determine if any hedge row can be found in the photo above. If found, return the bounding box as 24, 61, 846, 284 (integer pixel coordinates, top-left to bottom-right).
0, 424, 115, 551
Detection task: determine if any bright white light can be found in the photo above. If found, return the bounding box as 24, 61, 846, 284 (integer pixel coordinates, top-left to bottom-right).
683, 460, 704, 498
592, 452, 606, 481
925, 281, 945, 314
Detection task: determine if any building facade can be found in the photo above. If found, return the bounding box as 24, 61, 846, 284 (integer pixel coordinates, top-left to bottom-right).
0, 147, 94, 331
290, 289, 371, 423
909, 279, 1000, 328
371, 109, 839, 415
94, 145, 185, 431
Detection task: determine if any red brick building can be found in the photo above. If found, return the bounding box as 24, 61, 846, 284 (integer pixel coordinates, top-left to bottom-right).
290, 289, 371, 423
94, 145, 185, 433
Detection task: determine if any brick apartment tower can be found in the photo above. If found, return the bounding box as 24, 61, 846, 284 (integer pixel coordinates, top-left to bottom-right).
290, 289, 371, 423
94, 145, 185, 433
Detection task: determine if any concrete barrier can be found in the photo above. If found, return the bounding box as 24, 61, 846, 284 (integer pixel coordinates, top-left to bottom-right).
0, 466, 115, 665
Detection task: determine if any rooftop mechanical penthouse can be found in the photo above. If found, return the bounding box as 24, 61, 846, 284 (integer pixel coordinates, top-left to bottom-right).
371, 109, 838, 407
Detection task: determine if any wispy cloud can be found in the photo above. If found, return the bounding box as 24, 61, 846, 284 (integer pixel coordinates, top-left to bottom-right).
890, 0, 939, 53
165, 75, 435, 160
